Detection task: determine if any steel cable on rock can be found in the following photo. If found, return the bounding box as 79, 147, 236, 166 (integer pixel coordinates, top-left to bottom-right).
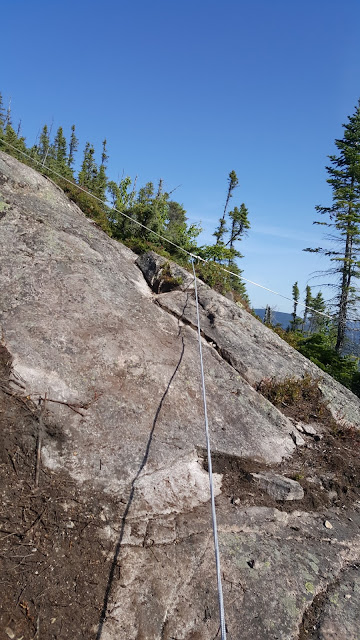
191, 258, 227, 640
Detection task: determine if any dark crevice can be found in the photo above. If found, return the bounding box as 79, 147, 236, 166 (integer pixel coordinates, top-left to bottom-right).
298, 589, 331, 640
154, 296, 248, 382
297, 565, 360, 640
135, 257, 248, 382
301, 562, 360, 639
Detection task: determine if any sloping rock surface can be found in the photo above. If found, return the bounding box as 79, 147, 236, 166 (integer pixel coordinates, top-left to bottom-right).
1, 151, 360, 640
136, 252, 360, 426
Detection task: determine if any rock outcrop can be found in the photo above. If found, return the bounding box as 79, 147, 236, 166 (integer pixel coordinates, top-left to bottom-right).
1, 151, 360, 640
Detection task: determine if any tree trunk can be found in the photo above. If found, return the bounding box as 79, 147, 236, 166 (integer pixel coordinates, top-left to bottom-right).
335, 220, 352, 353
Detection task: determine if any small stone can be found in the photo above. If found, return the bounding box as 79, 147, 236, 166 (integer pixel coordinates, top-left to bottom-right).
50, 618, 57, 624
327, 491, 338, 502
234, 498, 240, 505
290, 431, 305, 447
344, 594, 352, 599
324, 520, 333, 529
5, 628, 15, 639
252, 472, 304, 501
303, 424, 317, 436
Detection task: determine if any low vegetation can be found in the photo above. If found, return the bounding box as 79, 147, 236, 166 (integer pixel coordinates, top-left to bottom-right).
257, 374, 331, 423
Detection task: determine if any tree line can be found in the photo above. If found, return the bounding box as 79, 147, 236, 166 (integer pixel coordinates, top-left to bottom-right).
0, 92, 250, 301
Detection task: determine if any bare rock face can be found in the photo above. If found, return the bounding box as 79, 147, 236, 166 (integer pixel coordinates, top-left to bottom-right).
1, 151, 360, 640
136, 252, 360, 427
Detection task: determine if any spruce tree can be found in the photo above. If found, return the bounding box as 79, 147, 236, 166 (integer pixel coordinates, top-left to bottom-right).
0, 93, 6, 133
227, 204, 250, 252
68, 125, 78, 168
264, 305, 273, 325
214, 170, 239, 245
78, 142, 98, 191
305, 100, 360, 352
308, 292, 327, 334
3, 124, 26, 160
94, 139, 108, 199
290, 281, 300, 331
38, 124, 50, 162
107, 176, 132, 237
301, 285, 312, 332
52, 126, 68, 172
5, 99, 12, 128
156, 178, 164, 199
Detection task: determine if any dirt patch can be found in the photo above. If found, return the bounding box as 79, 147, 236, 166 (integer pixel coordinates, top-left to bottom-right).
204, 376, 360, 513
0, 345, 121, 640
205, 427, 360, 513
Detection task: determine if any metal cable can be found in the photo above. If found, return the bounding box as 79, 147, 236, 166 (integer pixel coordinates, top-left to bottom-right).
191, 258, 227, 640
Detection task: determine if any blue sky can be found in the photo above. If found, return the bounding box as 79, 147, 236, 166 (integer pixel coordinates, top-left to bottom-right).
2, 0, 360, 311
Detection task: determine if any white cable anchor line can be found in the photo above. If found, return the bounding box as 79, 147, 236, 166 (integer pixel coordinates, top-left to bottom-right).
0, 136, 355, 323
191, 258, 227, 640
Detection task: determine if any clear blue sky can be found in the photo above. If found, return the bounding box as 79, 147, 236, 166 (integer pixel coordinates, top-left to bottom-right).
2, 0, 360, 311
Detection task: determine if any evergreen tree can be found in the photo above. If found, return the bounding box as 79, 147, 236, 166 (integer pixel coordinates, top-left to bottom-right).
5, 98, 12, 128
3, 124, 26, 160
0, 93, 6, 133
202, 171, 249, 295
301, 285, 313, 332
38, 124, 50, 162
290, 281, 300, 331
156, 178, 163, 199
107, 176, 133, 236
68, 125, 78, 168
308, 291, 327, 334
305, 100, 360, 352
214, 170, 239, 244
78, 142, 98, 191
94, 139, 108, 199
52, 126, 68, 172
227, 204, 250, 254
264, 305, 273, 325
